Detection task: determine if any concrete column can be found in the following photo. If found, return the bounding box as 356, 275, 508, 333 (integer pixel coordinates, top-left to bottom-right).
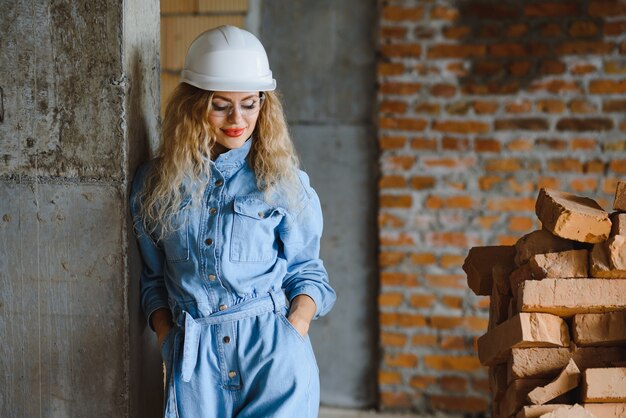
259, 0, 379, 408
0, 1, 160, 416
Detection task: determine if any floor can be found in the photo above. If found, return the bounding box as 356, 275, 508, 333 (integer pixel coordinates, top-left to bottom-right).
319, 407, 463, 418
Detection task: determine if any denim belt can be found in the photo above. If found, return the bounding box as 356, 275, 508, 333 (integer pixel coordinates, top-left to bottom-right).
175, 290, 286, 382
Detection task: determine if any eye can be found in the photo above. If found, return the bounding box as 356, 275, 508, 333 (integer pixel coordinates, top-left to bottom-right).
242, 100, 258, 110
211, 102, 229, 111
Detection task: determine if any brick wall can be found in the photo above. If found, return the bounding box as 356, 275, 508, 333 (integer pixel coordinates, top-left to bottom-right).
377, 0, 626, 414
160, 0, 248, 115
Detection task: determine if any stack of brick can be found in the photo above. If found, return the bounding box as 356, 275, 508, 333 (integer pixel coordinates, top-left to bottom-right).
464, 182, 626, 418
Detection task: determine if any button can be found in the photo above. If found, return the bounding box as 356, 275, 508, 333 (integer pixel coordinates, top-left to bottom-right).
208, 274, 216, 281
219, 304, 228, 311
258, 211, 265, 218
215, 179, 223, 186
223, 336, 231, 343
209, 207, 217, 215
228, 371, 237, 378
205, 238, 213, 245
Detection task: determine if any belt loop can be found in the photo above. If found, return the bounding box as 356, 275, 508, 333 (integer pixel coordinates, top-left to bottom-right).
181, 311, 201, 383
268, 290, 280, 313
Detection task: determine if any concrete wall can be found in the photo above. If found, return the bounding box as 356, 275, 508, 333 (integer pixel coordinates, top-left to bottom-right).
0, 0, 160, 416
259, 0, 380, 408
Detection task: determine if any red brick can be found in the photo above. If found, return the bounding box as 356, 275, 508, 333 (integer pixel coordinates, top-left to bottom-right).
440, 335, 466, 350
431, 6, 459, 20
379, 251, 405, 267
556, 41, 614, 55
380, 26, 408, 39
422, 157, 476, 170
380, 391, 412, 408
439, 254, 465, 268
380, 117, 427, 131
495, 118, 549, 130
432, 120, 490, 134
380, 82, 422, 95
570, 177, 598, 193
507, 23, 528, 37
556, 118, 613, 131
409, 375, 436, 389
427, 44, 486, 59
443, 26, 470, 39
424, 355, 482, 372
540, 60, 567, 75
474, 138, 501, 152
525, 2, 579, 17
414, 102, 440, 114
541, 22, 563, 37
409, 294, 435, 308
382, 6, 424, 21
430, 83, 456, 97
412, 334, 437, 346
380, 312, 427, 327
571, 63, 598, 75
605, 61, 626, 74
379, 135, 406, 150
537, 99, 566, 113
383, 155, 415, 170
569, 21, 599, 38
506, 100, 532, 113
377, 62, 404, 76
572, 138, 597, 150
509, 216, 533, 232
381, 332, 407, 347
411, 176, 435, 190
424, 274, 466, 289
605, 20, 626, 36
379, 370, 402, 385
590, 79, 626, 94
570, 99, 597, 114
380, 195, 412, 208
589, 1, 626, 17
440, 376, 468, 392
484, 158, 522, 172
467, 3, 519, 19
380, 44, 422, 58
381, 272, 417, 287
385, 353, 419, 368
473, 100, 499, 114
487, 197, 535, 212
379, 292, 404, 307
509, 61, 532, 76
379, 175, 406, 189
378, 213, 405, 228
380, 100, 407, 114
529, 79, 583, 94
442, 136, 470, 150
507, 138, 534, 151
429, 395, 488, 413
547, 158, 584, 172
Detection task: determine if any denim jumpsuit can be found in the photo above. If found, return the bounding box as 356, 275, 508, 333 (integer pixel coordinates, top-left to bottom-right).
130, 138, 336, 417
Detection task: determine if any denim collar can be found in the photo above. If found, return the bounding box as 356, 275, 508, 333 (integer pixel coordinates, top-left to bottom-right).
213, 136, 253, 170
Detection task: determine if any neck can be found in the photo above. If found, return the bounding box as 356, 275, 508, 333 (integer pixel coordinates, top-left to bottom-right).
210, 143, 229, 160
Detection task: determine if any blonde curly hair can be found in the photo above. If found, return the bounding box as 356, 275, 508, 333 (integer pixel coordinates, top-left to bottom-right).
137, 82, 301, 237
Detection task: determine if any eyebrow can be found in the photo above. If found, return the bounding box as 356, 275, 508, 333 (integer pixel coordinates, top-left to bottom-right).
212, 94, 259, 102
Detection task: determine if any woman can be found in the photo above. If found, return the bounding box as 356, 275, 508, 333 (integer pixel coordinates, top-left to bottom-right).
130, 25, 336, 417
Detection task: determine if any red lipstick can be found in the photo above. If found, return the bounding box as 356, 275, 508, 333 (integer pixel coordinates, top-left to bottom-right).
222, 128, 246, 137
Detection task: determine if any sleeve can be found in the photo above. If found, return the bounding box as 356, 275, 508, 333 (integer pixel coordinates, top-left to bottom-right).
278, 171, 337, 319
129, 163, 170, 330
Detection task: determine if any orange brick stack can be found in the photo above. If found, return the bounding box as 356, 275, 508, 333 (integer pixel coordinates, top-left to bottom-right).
465, 182, 626, 418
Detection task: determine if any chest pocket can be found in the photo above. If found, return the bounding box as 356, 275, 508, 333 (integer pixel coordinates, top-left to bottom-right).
230, 196, 285, 263
159, 198, 192, 263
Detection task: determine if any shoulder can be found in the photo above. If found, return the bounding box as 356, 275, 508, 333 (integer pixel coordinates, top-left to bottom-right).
130, 158, 160, 205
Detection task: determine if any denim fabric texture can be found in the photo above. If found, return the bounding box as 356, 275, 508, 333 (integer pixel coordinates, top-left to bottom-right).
130, 137, 336, 417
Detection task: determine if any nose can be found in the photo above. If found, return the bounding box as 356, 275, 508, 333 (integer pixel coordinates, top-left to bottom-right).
227, 105, 243, 122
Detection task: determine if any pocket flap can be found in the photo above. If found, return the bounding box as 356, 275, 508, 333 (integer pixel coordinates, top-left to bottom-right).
233, 196, 278, 220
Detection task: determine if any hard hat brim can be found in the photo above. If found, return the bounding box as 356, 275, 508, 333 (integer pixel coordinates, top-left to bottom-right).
181, 70, 277, 92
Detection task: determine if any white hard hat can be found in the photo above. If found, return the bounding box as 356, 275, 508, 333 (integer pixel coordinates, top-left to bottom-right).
181, 25, 276, 92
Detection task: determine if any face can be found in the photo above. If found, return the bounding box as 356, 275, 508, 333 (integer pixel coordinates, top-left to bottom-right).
207, 91, 263, 151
